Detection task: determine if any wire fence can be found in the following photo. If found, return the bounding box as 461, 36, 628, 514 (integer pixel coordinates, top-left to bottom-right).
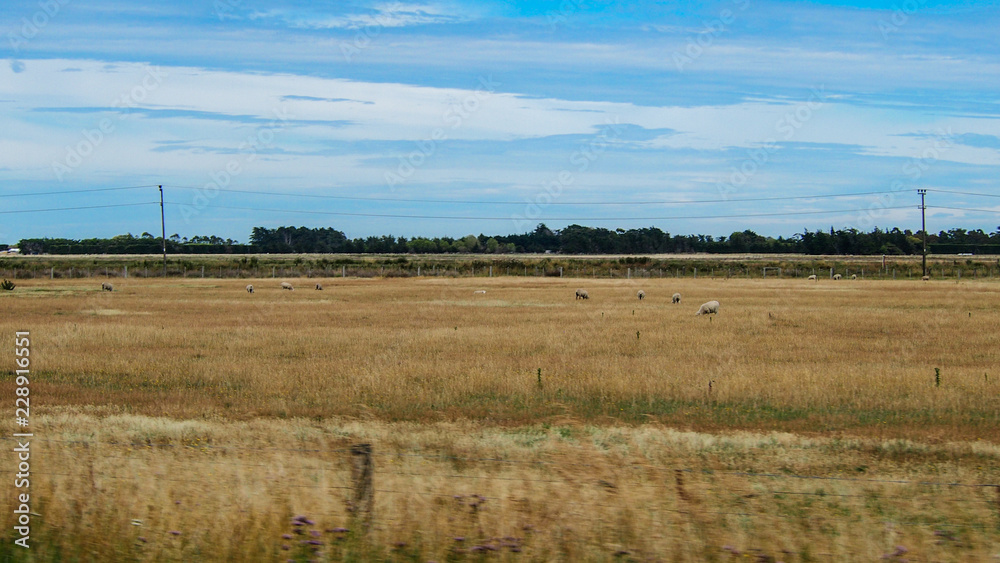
4, 261, 1000, 282
7, 435, 998, 521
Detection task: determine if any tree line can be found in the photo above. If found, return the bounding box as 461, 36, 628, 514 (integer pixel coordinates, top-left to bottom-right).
15, 224, 1000, 255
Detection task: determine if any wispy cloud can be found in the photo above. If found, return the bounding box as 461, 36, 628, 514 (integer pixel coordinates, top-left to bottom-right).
249, 2, 473, 29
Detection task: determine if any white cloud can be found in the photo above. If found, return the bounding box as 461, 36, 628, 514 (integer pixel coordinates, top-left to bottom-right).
250, 2, 471, 29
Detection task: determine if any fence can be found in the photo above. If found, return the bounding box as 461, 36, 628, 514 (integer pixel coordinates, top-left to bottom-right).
3, 262, 999, 282
4, 434, 998, 560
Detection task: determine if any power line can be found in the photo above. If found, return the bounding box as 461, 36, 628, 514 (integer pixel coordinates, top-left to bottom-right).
930, 205, 1000, 215
926, 188, 1000, 200
0, 202, 160, 215
0, 184, 159, 198
163, 185, 908, 206
163, 202, 916, 222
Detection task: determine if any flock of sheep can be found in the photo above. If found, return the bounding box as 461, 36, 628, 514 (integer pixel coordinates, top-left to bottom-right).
100, 269, 915, 316
98, 279, 722, 315
244, 282, 324, 293
576, 287, 719, 316
807, 273, 859, 281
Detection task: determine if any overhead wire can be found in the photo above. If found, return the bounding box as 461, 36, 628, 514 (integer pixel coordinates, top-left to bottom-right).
162, 202, 917, 222
161, 185, 908, 206
0, 184, 159, 198
0, 202, 160, 215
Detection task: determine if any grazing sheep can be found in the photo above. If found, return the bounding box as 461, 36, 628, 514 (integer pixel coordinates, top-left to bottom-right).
833, 274, 842, 280
695, 300, 720, 316
473, 289, 486, 294
280, 282, 294, 291
851, 274, 857, 280
315, 283, 323, 290
921, 275, 930, 281
101, 282, 113, 292
672, 293, 681, 304
575, 289, 589, 300
637, 290, 645, 300
246, 284, 254, 294
807, 274, 817, 281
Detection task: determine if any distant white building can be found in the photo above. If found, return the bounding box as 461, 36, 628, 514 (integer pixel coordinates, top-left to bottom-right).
2, 248, 19, 254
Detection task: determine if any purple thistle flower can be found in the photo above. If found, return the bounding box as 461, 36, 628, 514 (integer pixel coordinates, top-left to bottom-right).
282, 534, 292, 540
310, 530, 321, 537
281, 545, 290, 551
453, 537, 465, 542
168, 531, 181, 536
328, 527, 349, 533
137, 537, 147, 543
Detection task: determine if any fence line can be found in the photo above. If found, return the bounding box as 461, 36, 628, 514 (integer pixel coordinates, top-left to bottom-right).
7, 435, 998, 491
4, 262, 998, 282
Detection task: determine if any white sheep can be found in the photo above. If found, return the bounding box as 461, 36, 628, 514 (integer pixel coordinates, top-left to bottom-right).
851, 274, 857, 280
833, 274, 842, 280
280, 282, 294, 291
807, 274, 817, 281
101, 282, 113, 292
695, 300, 720, 316
637, 290, 645, 300
246, 284, 254, 294
315, 283, 323, 290
473, 289, 486, 294
921, 275, 930, 281
672, 293, 681, 304
575, 289, 589, 300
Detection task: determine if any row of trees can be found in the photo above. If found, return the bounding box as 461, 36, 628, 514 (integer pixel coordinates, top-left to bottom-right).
17, 233, 250, 255
17, 225, 1000, 255
247, 224, 1000, 255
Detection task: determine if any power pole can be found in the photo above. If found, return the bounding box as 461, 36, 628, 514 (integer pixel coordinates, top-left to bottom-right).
159, 185, 167, 278
917, 189, 927, 277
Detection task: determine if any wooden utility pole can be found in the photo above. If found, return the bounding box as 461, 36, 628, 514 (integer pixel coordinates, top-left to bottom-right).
918, 189, 927, 277
159, 185, 167, 278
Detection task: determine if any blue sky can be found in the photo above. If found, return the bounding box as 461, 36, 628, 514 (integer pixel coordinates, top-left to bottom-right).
2, 0, 999, 244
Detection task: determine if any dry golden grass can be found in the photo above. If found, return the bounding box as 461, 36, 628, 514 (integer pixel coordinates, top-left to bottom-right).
1, 413, 998, 561
3, 276, 998, 437
1, 275, 999, 561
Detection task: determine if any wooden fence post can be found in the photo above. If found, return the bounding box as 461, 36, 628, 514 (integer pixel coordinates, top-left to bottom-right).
350, 444, 374, 531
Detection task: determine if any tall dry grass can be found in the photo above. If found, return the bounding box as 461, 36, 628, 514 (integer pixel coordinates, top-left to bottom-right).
1, 413, 998, 561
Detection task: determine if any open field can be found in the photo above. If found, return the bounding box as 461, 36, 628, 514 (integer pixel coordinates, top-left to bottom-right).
2, 275, 999, 561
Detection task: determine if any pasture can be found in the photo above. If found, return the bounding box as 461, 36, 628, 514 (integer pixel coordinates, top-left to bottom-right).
2, 274, 999, 561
